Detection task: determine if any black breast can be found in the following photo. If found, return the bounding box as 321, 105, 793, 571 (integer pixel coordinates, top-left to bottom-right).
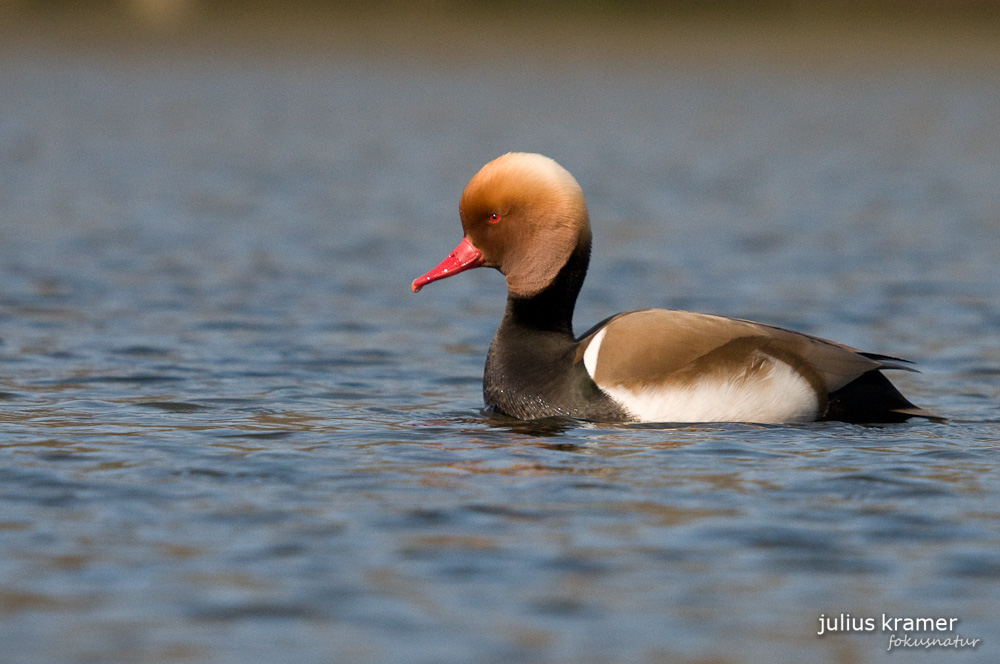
483, 325, 629, 421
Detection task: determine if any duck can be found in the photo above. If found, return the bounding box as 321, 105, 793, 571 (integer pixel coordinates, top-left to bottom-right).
411, 152, 940, 424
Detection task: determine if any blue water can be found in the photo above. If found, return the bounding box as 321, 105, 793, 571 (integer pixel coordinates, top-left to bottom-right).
1, 18, 999, 664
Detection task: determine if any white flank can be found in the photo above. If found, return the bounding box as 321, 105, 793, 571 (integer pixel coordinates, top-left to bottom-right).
582, 327, 607, 378
598, 352, 820, 424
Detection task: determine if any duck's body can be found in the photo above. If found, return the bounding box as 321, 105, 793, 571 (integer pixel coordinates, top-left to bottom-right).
412, 153, 939, 425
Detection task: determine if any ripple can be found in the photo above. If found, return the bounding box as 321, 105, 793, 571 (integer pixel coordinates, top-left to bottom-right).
135, 401, 211, 412
0, 26, 998, 664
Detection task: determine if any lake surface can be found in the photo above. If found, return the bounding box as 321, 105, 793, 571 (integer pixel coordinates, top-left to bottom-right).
1, 14, 999, 663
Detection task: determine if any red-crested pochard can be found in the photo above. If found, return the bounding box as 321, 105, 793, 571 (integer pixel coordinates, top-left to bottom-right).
412, 152, 940, 424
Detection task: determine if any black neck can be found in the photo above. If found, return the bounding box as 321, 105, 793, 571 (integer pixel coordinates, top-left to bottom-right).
483, 237, 627, 421
500, 241, 590, 338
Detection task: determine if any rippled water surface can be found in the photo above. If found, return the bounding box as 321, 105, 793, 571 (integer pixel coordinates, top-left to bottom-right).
2, 18, 999, 664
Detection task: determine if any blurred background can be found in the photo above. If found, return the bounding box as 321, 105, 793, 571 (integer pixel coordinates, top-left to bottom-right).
4, 0, 1000, 43
5, 0, 1000, 25
2, 3, 999, 664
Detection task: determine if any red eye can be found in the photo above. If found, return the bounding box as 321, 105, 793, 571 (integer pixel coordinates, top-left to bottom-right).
488, 213, 500, 223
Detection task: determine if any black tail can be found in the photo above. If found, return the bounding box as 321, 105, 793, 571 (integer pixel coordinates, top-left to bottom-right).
822, 370, 945, 424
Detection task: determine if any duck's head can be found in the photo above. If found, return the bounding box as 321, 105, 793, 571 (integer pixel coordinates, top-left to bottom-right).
411, 153, 591, 298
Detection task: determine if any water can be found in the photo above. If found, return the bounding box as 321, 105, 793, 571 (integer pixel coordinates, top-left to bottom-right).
1, 17, 999, 663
